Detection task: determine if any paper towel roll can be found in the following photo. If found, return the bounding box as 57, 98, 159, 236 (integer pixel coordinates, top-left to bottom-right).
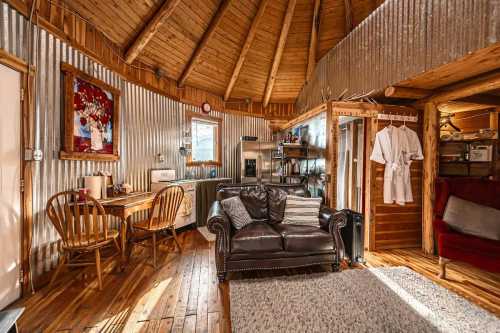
101, 176, 107, 199
84, 176, 102, 199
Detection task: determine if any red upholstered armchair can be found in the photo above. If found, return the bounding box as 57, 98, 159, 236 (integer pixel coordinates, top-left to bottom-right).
434, 178, 500, 278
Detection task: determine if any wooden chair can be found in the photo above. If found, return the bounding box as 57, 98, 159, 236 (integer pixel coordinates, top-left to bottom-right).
129, 185, 184, 269
46, 191, 121, 291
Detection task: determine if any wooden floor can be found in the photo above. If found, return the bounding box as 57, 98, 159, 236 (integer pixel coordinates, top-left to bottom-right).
13, 229, 500, 332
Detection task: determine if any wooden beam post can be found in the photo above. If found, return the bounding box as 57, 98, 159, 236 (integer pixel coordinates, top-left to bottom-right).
422, 102, 439, 255
364, 116, 377, 251
325, 102, 333, 207
224, 0, 269, 101
262, 0, 297, 108
306, 0, 321, 82
178, 0, 233, 87
124, 0, 182, 64
384, 86, 432, 99
325, 103, 339, 208
490, 108, 499, 131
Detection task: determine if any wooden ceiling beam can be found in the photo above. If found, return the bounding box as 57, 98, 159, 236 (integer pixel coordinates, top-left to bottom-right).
384, 86, 433, 99
437, 101, 495, 114
263, 0, 297, 108
178, 0, 233, 87
344, 0, 353, 33
124, 0, 182, 64
306, 0, 321, 82
428, 69, 500, 104
224, 0, 270, 101
457, 94, 500, 107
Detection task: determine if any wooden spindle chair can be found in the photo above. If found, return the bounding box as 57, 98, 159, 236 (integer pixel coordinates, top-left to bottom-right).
129, 185, 184, 269
46, 191, 121, 291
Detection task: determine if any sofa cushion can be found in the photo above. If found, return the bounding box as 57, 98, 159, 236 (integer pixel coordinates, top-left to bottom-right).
273, 224, 333, 252
438, 231, 500, 272
435, 178, 500, 217
266, 187, 288, 224
283, 195, 322, 226
216, 184, 260, 201
231, 222, 283, 253
240, 187, 268, 220
265, 184, 310, 224
220, 196, 253, 230
443, 195, 500, 241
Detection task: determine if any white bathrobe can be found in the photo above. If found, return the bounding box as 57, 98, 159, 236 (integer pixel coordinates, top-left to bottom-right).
399, 125, 423, 203
370, 125, 407, 205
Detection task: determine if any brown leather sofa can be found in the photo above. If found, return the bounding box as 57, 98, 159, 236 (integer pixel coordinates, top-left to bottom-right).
207, 183, 356, 282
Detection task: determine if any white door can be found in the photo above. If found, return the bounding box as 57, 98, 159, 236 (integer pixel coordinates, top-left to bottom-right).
0, 63, 22, 310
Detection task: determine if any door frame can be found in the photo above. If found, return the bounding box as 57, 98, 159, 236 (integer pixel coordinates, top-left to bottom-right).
0, 49, 35, 296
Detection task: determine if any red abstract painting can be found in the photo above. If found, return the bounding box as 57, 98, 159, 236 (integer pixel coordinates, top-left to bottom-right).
73, 77, 114, 154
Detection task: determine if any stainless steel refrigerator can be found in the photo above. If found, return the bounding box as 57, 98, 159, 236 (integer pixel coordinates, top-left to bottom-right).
238, 140, 278, 184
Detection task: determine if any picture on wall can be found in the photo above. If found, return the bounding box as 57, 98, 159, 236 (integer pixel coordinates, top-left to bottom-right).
60, 63, 120, 161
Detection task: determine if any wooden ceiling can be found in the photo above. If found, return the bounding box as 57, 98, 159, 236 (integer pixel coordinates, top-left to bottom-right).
65, 0, 383, 106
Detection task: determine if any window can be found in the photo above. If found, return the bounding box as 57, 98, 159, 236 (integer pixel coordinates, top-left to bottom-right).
186, 112, 222, 166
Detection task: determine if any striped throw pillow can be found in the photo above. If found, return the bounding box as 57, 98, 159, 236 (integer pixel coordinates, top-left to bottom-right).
283, 195, 322, 226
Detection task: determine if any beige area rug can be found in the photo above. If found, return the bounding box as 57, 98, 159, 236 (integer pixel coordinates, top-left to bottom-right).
197, 226, 216, 242
230, 267, 499, 333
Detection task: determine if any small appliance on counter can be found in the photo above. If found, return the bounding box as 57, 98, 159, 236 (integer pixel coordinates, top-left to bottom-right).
150, 169, 196, 229
469, 145, 493, 162
84, 175, 112, 199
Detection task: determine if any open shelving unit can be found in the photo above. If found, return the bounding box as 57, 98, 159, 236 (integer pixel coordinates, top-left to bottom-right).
271, 143, 322, 184
439, 138, 498, 178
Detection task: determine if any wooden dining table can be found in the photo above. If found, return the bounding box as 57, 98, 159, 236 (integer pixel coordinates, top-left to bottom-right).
98, 192, 156, 266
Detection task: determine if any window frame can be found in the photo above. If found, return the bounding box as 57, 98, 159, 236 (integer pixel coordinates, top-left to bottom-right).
186, 111, 222, 167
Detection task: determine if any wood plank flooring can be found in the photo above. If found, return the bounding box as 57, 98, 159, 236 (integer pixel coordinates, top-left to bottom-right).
13, 229, 500, 332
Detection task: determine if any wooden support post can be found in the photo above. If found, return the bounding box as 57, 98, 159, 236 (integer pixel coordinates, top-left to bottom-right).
490, 109, 499, 131
364, 116, 377, 251
492, 108, 500, 180
422, 102, 439, 255
325, 103, 339, 208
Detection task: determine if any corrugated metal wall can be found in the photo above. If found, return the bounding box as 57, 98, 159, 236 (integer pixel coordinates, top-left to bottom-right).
0, 1, 270, 279
296, 0, 500, 113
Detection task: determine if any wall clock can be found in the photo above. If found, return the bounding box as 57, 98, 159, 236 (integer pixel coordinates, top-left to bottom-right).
201, 102, 212, 114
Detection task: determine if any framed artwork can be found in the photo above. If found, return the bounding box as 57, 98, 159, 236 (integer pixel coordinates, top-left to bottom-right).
59, 63, 120, 161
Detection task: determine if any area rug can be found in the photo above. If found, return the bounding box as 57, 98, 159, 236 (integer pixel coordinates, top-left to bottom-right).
229, 267, 499, 333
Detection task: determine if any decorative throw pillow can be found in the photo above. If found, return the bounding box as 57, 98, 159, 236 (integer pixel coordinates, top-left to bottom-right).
221, 196, 253, 230
443, 195, 500, 241
283, 195, 322, 226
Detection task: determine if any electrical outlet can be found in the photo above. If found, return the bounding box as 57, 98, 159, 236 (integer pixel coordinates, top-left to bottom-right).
25, 149, 43, 161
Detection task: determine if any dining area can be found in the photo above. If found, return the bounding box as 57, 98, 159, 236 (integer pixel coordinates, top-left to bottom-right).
12, 176, 231, 332
45, 186, 184, 292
